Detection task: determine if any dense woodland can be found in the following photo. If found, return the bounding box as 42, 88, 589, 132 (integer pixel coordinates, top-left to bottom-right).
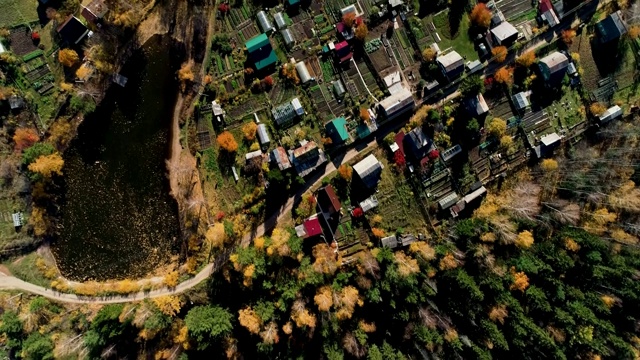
0, 120, 638, 359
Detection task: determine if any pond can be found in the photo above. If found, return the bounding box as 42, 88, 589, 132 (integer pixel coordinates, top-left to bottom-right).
54, 35, 182, 281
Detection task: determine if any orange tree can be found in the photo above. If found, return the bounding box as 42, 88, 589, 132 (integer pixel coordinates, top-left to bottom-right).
561, 29, 576, 45
360, 108, 370, 122
355, 23, 368, 41
342, 13, 356, 27
58, 48, 79, 67
470, 3, 492, 29
494, 67, 513, 86
492, 46, 508, 63
217, 131, 238, 153
516, 51, 536, 67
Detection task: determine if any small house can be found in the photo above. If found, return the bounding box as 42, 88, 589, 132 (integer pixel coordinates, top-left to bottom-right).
340, 4, 358, 16
212, 100, 225, 123
290, 141, 327, 177
272, 102, 297, 127
598, 105, 623, 124
81, 0, 108, 25
295, 61, 312, 84
465, 93, 489, 117
596, 10, 627, 44
359, 195, 379, 213
353, 154, 383, 189
271, 147, 292, 171
512, 91, 530, 112
317, 185, 342, 217
281, 29, 295, 47
245, 150, 263, 162
295, 215, 324, 238
325, 117, 350, 145
257, 123, 270, 147
378, 86, 415, 122
334, 41, 352, 64
257, 11, 275, 34
246, 33, 278, 71
287, 0, 300, 7
381, 235, 399, 249
539, 0, 559, 27
404, 127, 434, 161
8, 96, 24, 111
57, 16, 91, 45
291, 97, 304, 115
537, 51, 569, 84
436, 51, 464, 80
274, 12, 287, 30
490, 21, 518, 46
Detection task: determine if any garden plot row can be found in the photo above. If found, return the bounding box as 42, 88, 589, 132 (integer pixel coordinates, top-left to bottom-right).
309, 85, 335, 121
494, 0, 534, 21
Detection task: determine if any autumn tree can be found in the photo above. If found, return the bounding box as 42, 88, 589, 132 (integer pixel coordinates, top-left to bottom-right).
487, 117, 507, 138
342, 13, 356, 27
589, 102, 606, 116
290, 300, 317, 329
422, 47, 436, 62
360, 108, 370, 122
489, 305, 508, 324
153, 296, 183, 317
355, 23, 368, 41
394, 251, 420, 277
314, 286, 334, 312
242, 122, 258, 141
515, 230, 534, 249
494, 67, 513, 85
28, 153, 64, 178
492, 46, 508, 62
371, 228, 385, 238
58, 48, 79, 67
13, 128, 39, 152
260, 322, 279, 345
540, 158, 558, 172
238, 307, 262, 334
470, 3, 492, 28
178, 61, 195, 90
561, 29, 576, 45
217, 131, 238, 153
409, 241, 435, 261
281, 63, 300, 85
628, 25, 640, 40
516, 51, 536, 67
510, 268, 529, 292
439, 252, 458, 270
262, 75, 274, 88
312, 243, 338, 274
338, 164, 352, 181
206, 223, 226, 249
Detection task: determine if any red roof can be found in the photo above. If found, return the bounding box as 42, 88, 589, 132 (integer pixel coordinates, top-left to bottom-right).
335, 41, 349, 51
336, 22, 346, 33
394, 131, 406, 156
539, 0, 552, 13
304, 217, 323, 237
318, 185, 341, 214
339, 53, 353, 63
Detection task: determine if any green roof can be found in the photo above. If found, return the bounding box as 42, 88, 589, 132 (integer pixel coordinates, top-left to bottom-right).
356, 123, 371, 139
254, 50, 278, 70
246, 33, 270, 53
326, 117, 349, 143
287, 0, 300, 5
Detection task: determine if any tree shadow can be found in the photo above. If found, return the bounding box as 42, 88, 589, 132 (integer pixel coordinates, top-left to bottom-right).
448, 0, 469, 38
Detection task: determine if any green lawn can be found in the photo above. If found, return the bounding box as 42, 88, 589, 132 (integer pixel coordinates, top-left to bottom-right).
0, 0, 39, 27
546, 88, 585, 129
5, 253, 51, 288
429, 10, 478, 62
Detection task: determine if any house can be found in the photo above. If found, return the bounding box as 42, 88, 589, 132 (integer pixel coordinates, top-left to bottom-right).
57, 16, 91, 45
246, 33, 278, 71
212, 100, 225, 122
274, 12, 287, 30
436, 51, 465, 79
257, 11, 275, 34
334, 41, 352, 64
271, 147, 292, 171
491, 21, 518, 46
8, 96, 24, 110
539, 0, 559, 27
512, 91, 530, 112
465, 93, 489, 117
81, 0, 108, 25
257, 123, 270, 147
295, 215, 324, 238
598, 105, 623, 124
291, 97, 304, 115
381, 235, 399, 249
466, 59, 483, 74
378, 86, 415, 122
353, 154, 383, 189
317, 185, 341, 217
295, 61, 312, 83
404, 127, 434, 161
290, 141, 327, 177
281, 29, 295, 47
537, 51, 569, 84
325, 117, 350, 145
272, 102, 297, 127
596, 10, 627, 44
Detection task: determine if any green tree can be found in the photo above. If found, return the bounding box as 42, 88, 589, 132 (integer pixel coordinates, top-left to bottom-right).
69, 95, 96, 115
184, 305, 233, 350
460, 74, 485, 97
21, 332, 54, 360
84, 304, 127, 354
0, 311, 23, 349
22, 142, 55, 165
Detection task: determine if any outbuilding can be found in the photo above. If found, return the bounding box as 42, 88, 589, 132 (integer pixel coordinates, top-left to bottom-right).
257, 123, 270, 147
353, 154, 383, 189
274, 12, 287, 30
281, 29, 295, 47
257, 11, 275, 34
491, 21, 518, 46
295, 61, 312, 83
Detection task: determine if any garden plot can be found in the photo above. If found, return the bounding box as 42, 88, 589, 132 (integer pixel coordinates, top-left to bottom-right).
484, 93, 515, 121
368, 47, 394, 76
309, 85, 334, 121
546, 89, 586, 131
306, 57, 322, 80
521, 110, 553, 146
391, 28, 417, 69
494, 0, 535, 21
237, 21, 260, 44
228, 97, 266, 119
0, 0, 38, 28
9, 28, 38, 56
570, 34, 602, 92
269, 80, 297, 105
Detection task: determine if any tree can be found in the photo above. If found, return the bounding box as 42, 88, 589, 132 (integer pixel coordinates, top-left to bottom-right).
13, 128, 39, 152
589, 102, 606, 116
422, 47, 436, 62
487, 117, 507, 138
467, 118, 480, 133
510, 269, 529, 292
242, 122, 257, 141
58, 48, 79, 67
238, 308, 261, 334
22, 142, 55, 165
515, 230, 534, 249
371, 228, 385, 238
178, 61, 195, 89
217, 131, 238, 153
338, 164, 352, 181
355, 23, 368, 41
460, 74, 484, 96
281, 63, 300, 85
628, 25, 640, 40
540, 158, 558, 172
59, 82, 73, 92
352, 207, 364, 217
488, 305, 508, 324
185, 306, 233, 350
69, 95, 96, 114
492, 46, 508, 62
76, 64, 91, 80
218, 3, 230, 13
470, 3, 492, 28
516, 51, 536, 67
21, 332, 54, 360
409, 241, 436, 261
343, 13, 356, 27
153, 296, 183, 317
262, 75, 274, 88
28, 153, 64, 178
561, 29, 576, 45
360, 108, 370, 122
260, 321, 279, 345
393, 151, 406, 168
494, 67, 513, 85
0, 311, 23, 349
314, 286, 334, 311
212, 35, 233, 54
499, 135, 513, 149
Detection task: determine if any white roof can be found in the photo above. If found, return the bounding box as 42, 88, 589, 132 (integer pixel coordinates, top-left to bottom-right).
245, 150, 263, 160
341, 4, 357, 16
0, 42, 6, 54
491, 21, 518, 43
463, 186, 487, 203
512, 92, 530, 110
540, 132, 561, 147
274, 12, 286, 29
599, 105, 622, 123
295, 61, 312, 83
291, 97, 304, 115
384, 71, 402, 87
353, 154, 381, 175
389, 142, 400, 152
257, 11, 274, 33
437, 51, 464, 71
379, 87, 414, 114
359, 195, 379, 212
540, 51, 569, 74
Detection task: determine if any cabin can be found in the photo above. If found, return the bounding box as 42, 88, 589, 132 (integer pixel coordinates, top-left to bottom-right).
272, 101, 297, 127
378, 86, 415, 123
8, 96, 24, 111
491, 21, 518, 46
57, 16, 91, 45
246, 33, 278, 71
512, 91, 530, 112
359, 195, 379, 213
212, 100, 225, 123
353, 154, 383, 189
537, 51, 569, 85
81, 0, 108, 25
539, 0, 559, 27
290, 141, 327, 177
325, 117, 350, 145
271, 147, 292, 171
465, 94, 489, 117
333, 80, 347, 98
295, 215, 324, 238
436, 51, 464, 80
257, 123, 271, 147
12, 212, 24, 229
596, 10, 627, 44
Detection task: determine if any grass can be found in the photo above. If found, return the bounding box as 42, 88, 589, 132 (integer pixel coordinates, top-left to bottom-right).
546, 88, 585, 129
0, 0, 39, 27
430, 10, 478, 62
5, 253, 51, 288
0, 197, 34, 250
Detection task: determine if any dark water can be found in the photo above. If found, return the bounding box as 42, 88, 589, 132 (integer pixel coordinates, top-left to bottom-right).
54, 35, 181, 281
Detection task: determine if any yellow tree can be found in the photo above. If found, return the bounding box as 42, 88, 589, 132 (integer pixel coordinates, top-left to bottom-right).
312, 243, 339, 274
439, 252, 458, 270
28, 153, 64, 177
489, 304, 508, 324
561, 29, 576, 45
394, 251, 420, 277
314, 286, 333, 311
516, 51, 536, 67
242, 122, 258, 141
355, 23, 368, 41
371, 228, 385, 239
541, 159, 558, 172
470, 3, 492, 28
510, 268, 529, 292
589, 102, 606, 116
153, 296, 183, 317
422, 47, 436, 62
336, 286, 361, 320
238, 307, 262, 334
338, 164, 352, 181
291, 300, 317, 328
628, 25, 640, 40
205, 223, 226, 249
58, 49, 79, 67
409, 241, 436, 261
515, 230, 534, 249
487, 118, 507, 138
178, 61, 195, 89
492, 46, 508, 62
13, 128, 39, 152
